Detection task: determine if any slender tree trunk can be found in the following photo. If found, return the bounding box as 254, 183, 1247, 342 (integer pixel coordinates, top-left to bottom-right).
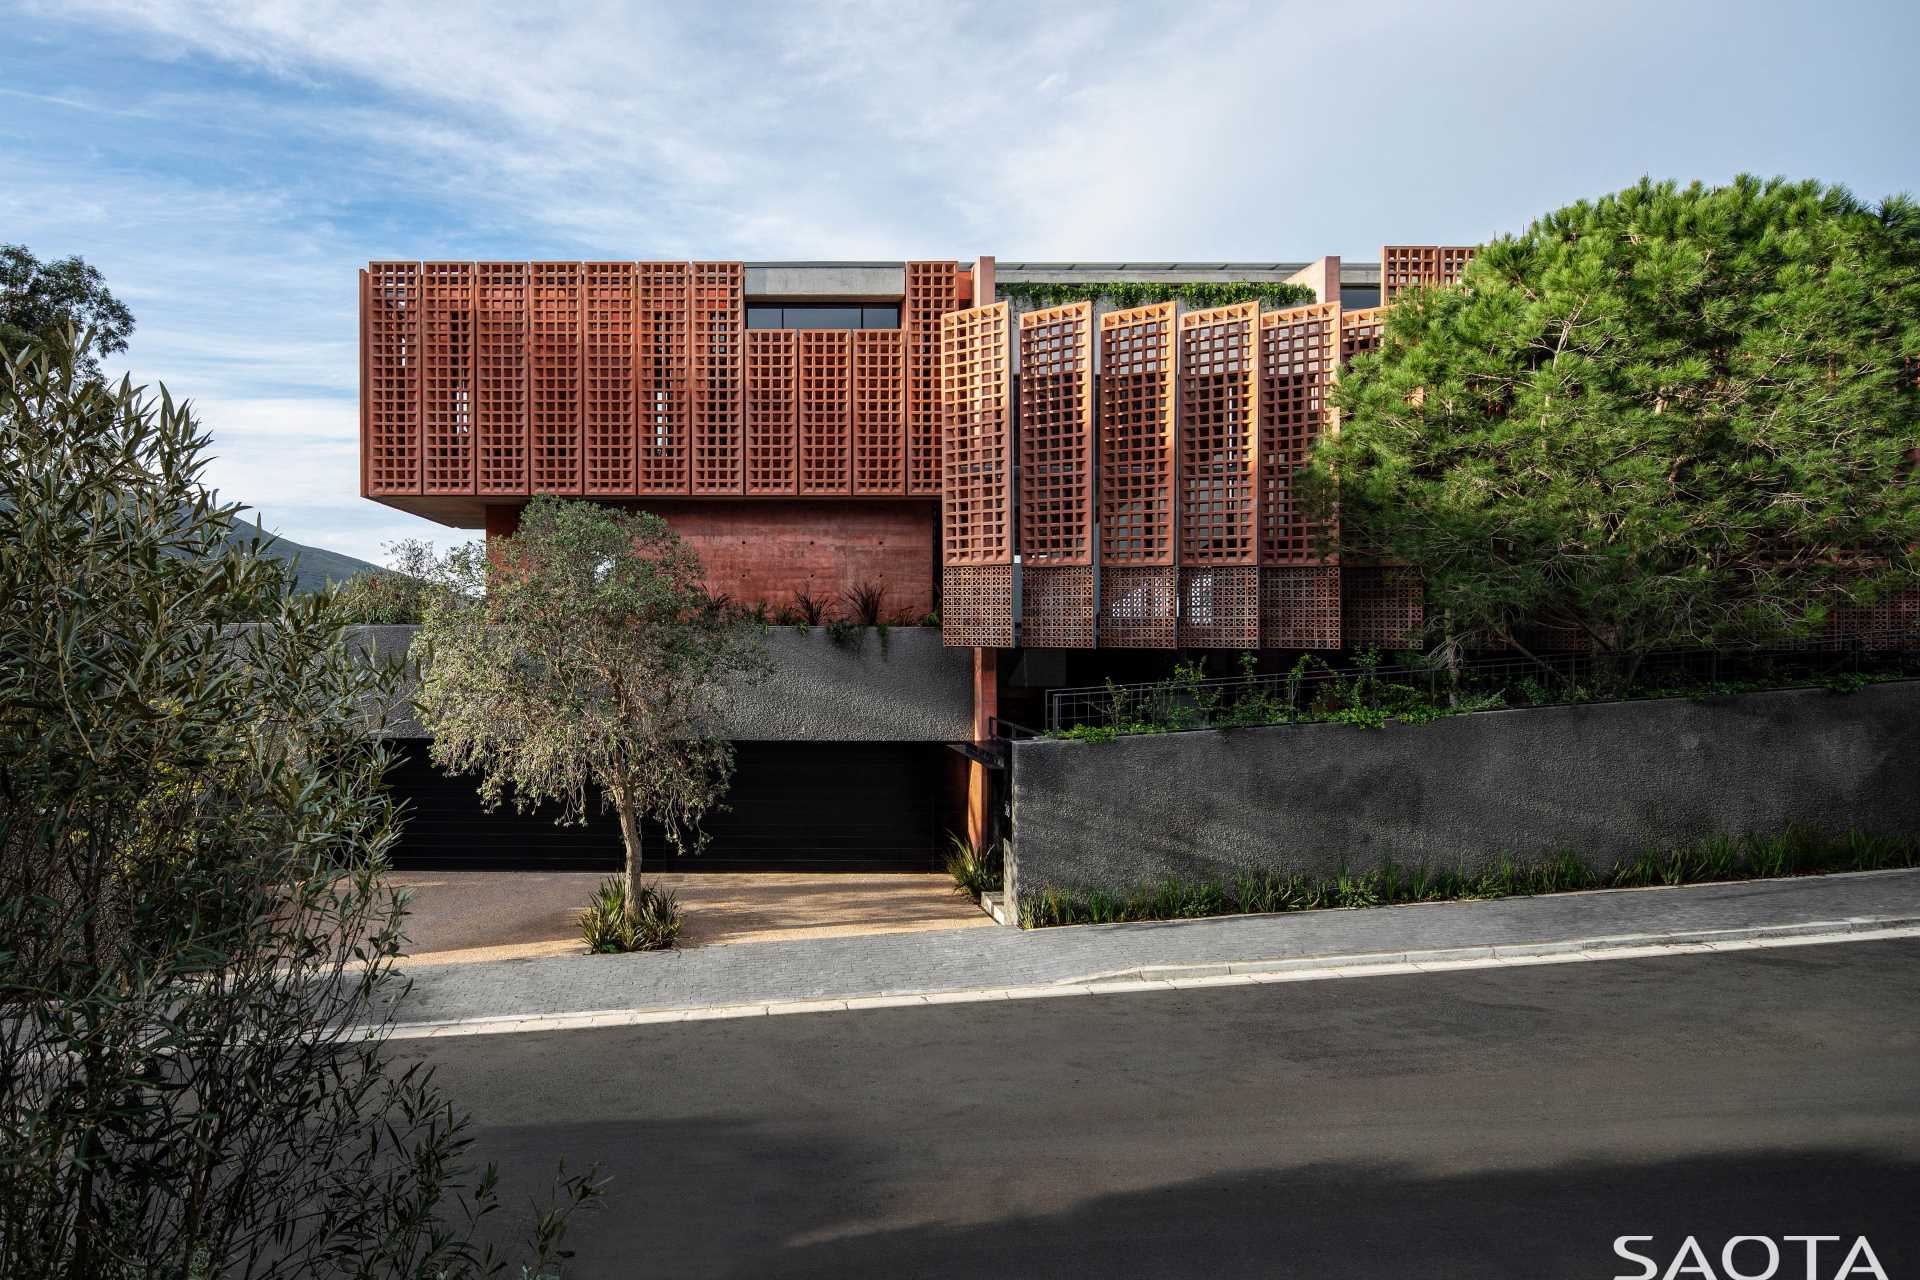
613, 787, 644, 920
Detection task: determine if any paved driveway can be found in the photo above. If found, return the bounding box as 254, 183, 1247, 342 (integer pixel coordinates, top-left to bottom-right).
390, 870, 993, 964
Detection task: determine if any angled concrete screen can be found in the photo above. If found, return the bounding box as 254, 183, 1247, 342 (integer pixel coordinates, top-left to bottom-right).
583, 262, 637, 494
689, 261, 745, 495
1258, 302, 1342, 649
363, 262, 420, 495
799, 330, 853, 495
905, 261, 965, 496
940, 302, 1014, 647
638, 261, 692, 494
420, 262, 474, 494
529, 262, 583, 494
474, 262, 530, 495
853, 329, 906, 495
1019, 302, 1096, 647
1098, 303, 1178, 648
744, 329, 798, 495
1380, 244, 1477, 304
1178, 303, 1260, 648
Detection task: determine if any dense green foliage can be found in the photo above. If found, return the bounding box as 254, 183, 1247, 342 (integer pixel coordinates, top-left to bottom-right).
997, 279, 1314, 312
578, 877, 683, 952
1046, 649, 1916, 741
1311, 177, 1920, 664
327, 538, 440, 623
1, 245, 134, 377
0, 331, 596, 1273
417, 497, 768, 921
1018, 827, 1919, 927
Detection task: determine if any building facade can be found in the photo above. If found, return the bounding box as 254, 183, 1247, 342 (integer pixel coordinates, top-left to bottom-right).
356, 250, 1912, 871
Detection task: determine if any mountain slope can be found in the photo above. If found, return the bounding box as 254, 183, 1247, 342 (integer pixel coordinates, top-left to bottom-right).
226, 515, 380, 592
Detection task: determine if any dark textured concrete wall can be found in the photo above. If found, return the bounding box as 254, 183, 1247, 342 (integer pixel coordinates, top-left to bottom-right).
346, 624, 971, 742
1007, 682, 1920, 903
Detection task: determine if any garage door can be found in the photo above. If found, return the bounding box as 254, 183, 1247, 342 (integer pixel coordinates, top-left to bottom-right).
385, 740, 952, 872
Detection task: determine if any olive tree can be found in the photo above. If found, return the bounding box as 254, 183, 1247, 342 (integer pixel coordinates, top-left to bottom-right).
0, 329, 596, 1275
1311, 176, 1920, 672
417, 497, 767, 918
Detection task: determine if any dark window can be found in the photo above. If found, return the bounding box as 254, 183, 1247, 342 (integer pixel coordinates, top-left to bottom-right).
740, 304, 902, 330
1340, 285, 1381, 311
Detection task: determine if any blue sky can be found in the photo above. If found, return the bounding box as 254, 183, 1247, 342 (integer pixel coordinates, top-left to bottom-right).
4, 0, 1915, 565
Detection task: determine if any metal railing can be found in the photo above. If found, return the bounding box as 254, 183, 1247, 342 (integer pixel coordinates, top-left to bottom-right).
1043, 643, 1916, 734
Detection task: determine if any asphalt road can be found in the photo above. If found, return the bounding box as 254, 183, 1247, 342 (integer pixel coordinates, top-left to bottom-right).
403, 939, 1920, 1278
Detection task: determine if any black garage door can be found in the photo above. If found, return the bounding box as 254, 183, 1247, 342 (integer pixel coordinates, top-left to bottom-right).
385, 740, 952, 872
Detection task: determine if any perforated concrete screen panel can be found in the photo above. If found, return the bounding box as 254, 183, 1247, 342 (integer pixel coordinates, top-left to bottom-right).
474, 262, 530, 494
637, 261, 692, 494
1017, 302, 1095, 566
939, 302, 1013, 567
420, 262, 474, 494
942, 564, 1015, 649
905, 261, 965, 496
798, 330, 853, 495
529, 262, 583, 494
1178, 303, 1260, 568
583, 262, 637, 494
364, 262, 420, 494
1380, 244, 1477, 303
1341, 566, 1425, 650
1099, 565, 1178, 650
744, 329, 798, 495
689, 261, 745, 495
852, 329, 906, 495
1258, 302, 1340, 566
1098, 303, 1178, 572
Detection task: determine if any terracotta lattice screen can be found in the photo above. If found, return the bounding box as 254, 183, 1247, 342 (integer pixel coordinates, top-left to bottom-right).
364, 262, 420, 494
1018, 302, 1096, 647
1097, 303, 1178, 648
529, 262, 583, 493
853, 329, 906, 495
690, 262, 744, 494
583, 262, 637, 494
1178, 303, 1260, 648
474, 263, 529, 493
420, 262, 473, 493
638, 261, 691, 493
1380, 245, 1478, 304
941, 302, 1013, 647
1258, 302, 1341, 649
799, 330, 853, 495
1340, 306, 1386, 365
905, 261, 964, 495
744, 330, 797, 495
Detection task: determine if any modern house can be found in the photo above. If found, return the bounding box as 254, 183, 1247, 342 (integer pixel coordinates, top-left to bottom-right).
356, 252, 1913, 872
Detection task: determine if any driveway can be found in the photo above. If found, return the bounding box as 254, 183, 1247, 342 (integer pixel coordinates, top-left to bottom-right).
390, 870, 993, 964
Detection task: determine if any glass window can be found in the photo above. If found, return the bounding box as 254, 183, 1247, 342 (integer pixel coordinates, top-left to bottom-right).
861, 305, 900, 329
785, 305, 862, 329
746, 306, 784, 329
1340, 286, 1381, 311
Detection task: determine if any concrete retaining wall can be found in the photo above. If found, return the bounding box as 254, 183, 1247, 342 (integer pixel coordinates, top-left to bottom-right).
1007, 682, 1920, 903
345, 624, 971, 742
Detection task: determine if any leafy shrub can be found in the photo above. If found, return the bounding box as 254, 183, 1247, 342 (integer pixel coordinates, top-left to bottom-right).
791, 590, 830, 626
844, 581, 887, 626
945, 833, 1004, 898
326, 538, 442, 624
1015, 827, 1919, 928
580, 877, 684, 952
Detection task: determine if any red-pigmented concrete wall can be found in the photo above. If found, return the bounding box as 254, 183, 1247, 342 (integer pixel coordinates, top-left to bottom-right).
483, 500, 936, 618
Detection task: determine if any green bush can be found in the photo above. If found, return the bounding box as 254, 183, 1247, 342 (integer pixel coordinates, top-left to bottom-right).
945, 833, 1004, 899
1015, 827, 1919, 928
580, 876, 684, 952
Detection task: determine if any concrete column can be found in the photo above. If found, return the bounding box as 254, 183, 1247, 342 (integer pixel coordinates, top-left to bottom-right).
966, 646, 998, 849
973, 256, 996, 308
1283, 256, 1341, 306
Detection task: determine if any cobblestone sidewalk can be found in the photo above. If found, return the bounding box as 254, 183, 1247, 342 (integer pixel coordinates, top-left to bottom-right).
385, 868, 1920, 1027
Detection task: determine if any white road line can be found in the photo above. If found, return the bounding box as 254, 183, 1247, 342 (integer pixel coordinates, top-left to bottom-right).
365, 921, 1920, 1042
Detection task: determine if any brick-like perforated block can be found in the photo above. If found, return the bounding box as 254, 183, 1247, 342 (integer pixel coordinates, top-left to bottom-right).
941, 303, 1012, 566
1831, 586, 1920, 651
1341, 566, 1424, 650
1340, 307, 1385, 365
1259, 303, 1339, 564
690, 261, 744, 495
1018, 302, 1094, 566
943, 564, 1014, 648
1260, 566, 1341, 650
1179, 303, 1260, 566
475, 262, 529, 494
1380, 245, 1478, 304
799, 330, 852, 495
1099, 566, 1177, 649
1099, 304, 1177, 567
1021, 565, 1095, 649
421, 262, 474, 494
905, 261, 963, 495
745, 330, 797, 495
853, 329, 906, 495
366, 261, 420, 494
638, 261, 691, 494
1178, 566, 1260, 649
583, 262, 637, 494
529, 262, 582, 493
